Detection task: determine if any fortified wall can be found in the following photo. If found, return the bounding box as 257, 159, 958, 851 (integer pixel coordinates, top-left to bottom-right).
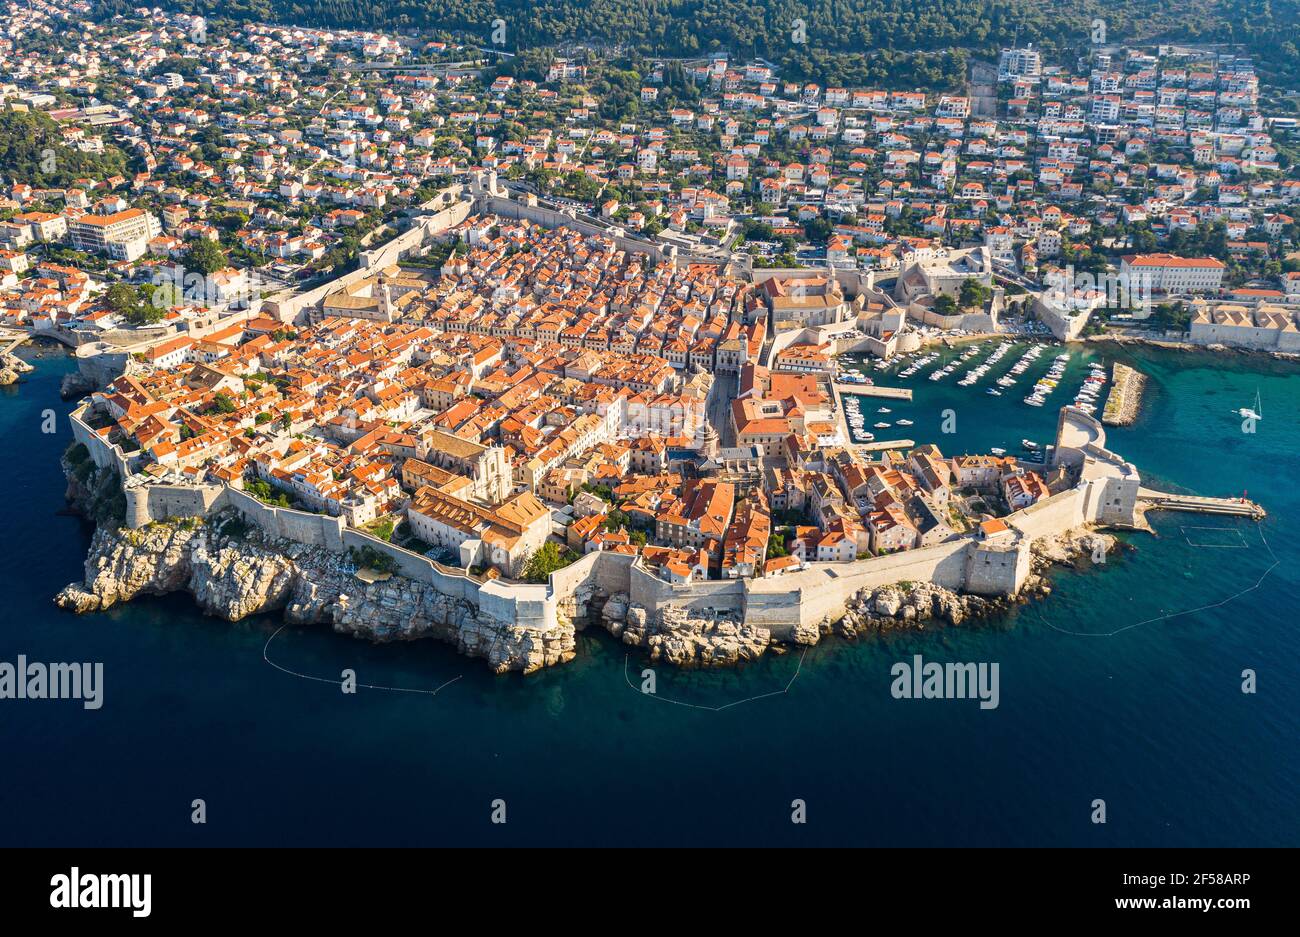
471, 183, 739, 271
73, 252, 1141, 644
261, 185, 472, 325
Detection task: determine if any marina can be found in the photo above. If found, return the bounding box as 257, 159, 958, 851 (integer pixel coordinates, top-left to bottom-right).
836, 338, 1146, 457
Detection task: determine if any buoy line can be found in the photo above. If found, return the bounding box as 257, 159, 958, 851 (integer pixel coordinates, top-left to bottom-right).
622, 646, 808, 712
1037, 524, 1278, 637
263, 625, 463, 695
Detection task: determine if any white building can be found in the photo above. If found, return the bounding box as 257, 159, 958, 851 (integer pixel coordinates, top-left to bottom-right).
1119, 253, 1225, 294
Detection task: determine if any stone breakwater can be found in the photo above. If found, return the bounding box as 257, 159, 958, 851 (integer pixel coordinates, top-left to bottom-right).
1102, 363, 1147, 427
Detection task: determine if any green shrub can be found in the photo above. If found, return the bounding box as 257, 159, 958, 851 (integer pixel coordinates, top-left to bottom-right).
350, 545, 398, 574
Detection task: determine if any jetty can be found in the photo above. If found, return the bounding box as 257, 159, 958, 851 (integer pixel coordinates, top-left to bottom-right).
1102, 363, 1147, 426
856, 438, 915, 453
1, 329, 28, 356
1138, 488, 1266, 519
832, 382, 913, 400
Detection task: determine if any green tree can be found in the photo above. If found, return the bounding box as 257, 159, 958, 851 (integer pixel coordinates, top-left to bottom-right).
522, 541, 576, 583
104, 282, 164, 326
184, 238, 228, 275
959, 278, 991, 309
0, 109, 128, 187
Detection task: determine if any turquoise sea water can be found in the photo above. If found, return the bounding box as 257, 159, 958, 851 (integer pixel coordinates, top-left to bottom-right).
1, 341, 1297, 846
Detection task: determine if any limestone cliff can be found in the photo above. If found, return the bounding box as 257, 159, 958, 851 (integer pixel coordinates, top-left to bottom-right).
55, 444, 1121, 674
55, 514, 575, 675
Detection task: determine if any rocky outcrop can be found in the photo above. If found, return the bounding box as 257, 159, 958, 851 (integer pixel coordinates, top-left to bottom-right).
1030, 527, 1116, 568
58, 522, 196, 612
60, 370, 98, 400
835, 581, 1010, 638
55, 512, 575, 675
0, 351, 33, 385
1014, 527, 1121, 600
613, 600, 770, 668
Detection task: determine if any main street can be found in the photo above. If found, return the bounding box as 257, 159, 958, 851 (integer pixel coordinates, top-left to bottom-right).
705, 369, 738, 449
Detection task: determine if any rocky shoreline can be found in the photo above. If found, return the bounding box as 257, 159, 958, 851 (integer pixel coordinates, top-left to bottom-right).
55, 455, 1121, 672
0, 352, 33, 386
56, 512, 581, 674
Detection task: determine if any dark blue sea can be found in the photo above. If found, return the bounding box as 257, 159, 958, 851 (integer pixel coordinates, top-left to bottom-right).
2, 340, 1296, 846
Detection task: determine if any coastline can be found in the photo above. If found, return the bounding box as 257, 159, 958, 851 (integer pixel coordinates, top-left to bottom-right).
54, 452, 1124, 674
1089, 330, 1300, 362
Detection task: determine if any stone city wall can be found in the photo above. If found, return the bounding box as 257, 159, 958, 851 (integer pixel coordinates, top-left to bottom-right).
476, 194, 731, 270
744, 537, 975, 637
263, 186, 471, 324
619, 534, 1012, 639
1004, 485, 1089, 541
124, 483, 225, 529
1188, 322, 1300, 352
221, 487, 348, 551
68, 404, 134, 478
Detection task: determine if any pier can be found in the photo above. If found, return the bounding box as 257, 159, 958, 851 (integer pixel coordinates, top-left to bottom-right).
855, 438, 915, 453
1, 329, 28, 356
1138, 488, 1266, 519
832, 382, 913, 400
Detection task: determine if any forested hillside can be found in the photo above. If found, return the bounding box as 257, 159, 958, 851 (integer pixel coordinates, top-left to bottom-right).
111, 0, 1300, 89
0, 109, 130, 189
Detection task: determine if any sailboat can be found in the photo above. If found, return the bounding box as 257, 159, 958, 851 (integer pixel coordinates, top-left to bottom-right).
1235, 389, 1262, 422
